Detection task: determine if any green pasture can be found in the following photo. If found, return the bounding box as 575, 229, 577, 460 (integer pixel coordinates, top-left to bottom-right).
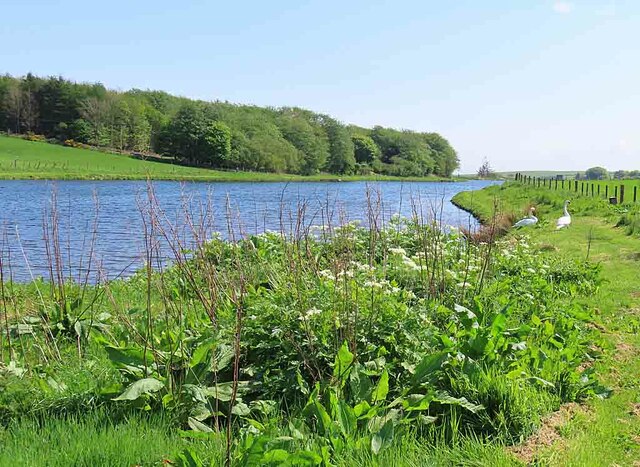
0, 136, 451, 182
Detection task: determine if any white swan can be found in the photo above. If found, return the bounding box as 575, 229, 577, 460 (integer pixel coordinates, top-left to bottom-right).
513, 207, 538, 228
556, 200, 572, 230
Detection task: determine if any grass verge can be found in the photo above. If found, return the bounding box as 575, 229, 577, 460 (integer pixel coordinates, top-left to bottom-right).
453, 182, 640, 466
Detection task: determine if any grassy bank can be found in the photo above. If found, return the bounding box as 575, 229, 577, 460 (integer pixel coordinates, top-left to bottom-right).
0, 135, 453, 182
452, 181, 639, 223
0, 182, 619, 465
453, 182, 640, 465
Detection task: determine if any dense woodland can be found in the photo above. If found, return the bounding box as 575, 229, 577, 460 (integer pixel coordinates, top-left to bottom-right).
0, 73, 459, 177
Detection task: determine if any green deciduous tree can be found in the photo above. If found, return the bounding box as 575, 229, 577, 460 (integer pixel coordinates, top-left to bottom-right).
585, 166, 608, 180
204, 121, 232, 166
278, 109, 329, 175
159, 103, 210, 164
351, 133, 380, 165
80, 96, 111, 146
0, 73, 462, 177
323, 118, 355, 174
109, 98, 131, 152
423, 133, 459, 177
69, 118, 92, 143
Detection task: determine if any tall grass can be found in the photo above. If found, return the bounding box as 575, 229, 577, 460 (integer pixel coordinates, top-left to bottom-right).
0, 410, 225, 467
0, 182, 605, 465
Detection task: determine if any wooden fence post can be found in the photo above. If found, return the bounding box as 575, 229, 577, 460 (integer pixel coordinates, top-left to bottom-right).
620, 185, 625, 204
634, 186, 638, 203
575, 180, 578, 192
605, 185, 609, 198
614, 186, 618, 200
597, 185, 600, 197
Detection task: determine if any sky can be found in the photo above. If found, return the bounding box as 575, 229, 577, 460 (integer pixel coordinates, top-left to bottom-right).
1, 0, 639, 173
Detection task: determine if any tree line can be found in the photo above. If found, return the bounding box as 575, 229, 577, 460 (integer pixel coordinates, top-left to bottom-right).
0, 73, 460, 177
580, 167, 640, 180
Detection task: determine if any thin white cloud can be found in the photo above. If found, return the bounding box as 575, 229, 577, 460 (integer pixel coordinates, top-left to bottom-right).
618, 139, 628, 152
552, 2, 574, 13
596, 3, 617, 16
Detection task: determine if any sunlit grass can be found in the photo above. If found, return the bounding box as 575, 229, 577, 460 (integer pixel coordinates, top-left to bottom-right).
0, 135, 451, 182
455, 183, 640, 465
0, 410, 225, 467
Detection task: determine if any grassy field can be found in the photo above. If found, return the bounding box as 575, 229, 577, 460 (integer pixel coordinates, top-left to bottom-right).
454, 182, 640, 465
496, 171, 581, 180
0, 135, 452, 182
519, 177, 640, 201
453, 179, 640, 225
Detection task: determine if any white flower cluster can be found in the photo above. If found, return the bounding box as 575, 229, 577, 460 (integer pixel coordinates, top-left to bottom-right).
333, 220, 363, 233
363, 279, 390, 289
299, 307, 323, 320
317, 261, 376, 284
362, 279, 402, 295
388, 246, 428, 273
350, 261, 375, 273
336, 270, 355, 279
318, 269, 336, 281
402, 257, 426, 272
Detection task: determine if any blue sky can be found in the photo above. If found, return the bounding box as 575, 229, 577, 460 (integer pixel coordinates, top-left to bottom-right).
2, 0, 639, 172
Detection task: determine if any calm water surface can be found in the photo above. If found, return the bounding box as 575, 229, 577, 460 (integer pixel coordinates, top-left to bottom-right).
0, 180, 499, 281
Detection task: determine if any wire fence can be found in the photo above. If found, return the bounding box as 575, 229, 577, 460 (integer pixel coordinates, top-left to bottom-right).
514, 173, 639, 204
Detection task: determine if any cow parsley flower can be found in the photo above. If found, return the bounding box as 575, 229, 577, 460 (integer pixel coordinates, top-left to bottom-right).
318, 270, 335, 281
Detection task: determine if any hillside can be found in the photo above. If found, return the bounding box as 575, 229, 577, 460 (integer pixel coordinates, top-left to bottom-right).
0, 135, 452, 181
0, 73, 460, 178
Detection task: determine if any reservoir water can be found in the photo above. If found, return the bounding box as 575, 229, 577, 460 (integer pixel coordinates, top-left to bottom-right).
0, 180, 499, 281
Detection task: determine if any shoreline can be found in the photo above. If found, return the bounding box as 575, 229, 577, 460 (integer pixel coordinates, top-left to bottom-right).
450, 195, 481, 221
451, 184, 504, 225
0, 135, 465, 183
0, 173, 466, 183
